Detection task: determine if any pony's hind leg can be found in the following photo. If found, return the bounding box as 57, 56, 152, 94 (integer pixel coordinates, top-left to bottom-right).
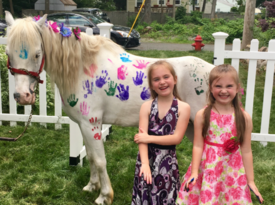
83, 162, 101, 192
80, 123, 114, 205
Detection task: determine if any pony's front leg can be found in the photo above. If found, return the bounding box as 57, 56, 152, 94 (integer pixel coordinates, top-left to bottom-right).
79, 118, 113, 205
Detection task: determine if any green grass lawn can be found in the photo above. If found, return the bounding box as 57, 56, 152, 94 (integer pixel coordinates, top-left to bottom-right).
0, 50, 274, 204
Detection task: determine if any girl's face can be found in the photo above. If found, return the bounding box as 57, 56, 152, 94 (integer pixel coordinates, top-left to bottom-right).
151, 65, 176, 97
210, 73, 238, 106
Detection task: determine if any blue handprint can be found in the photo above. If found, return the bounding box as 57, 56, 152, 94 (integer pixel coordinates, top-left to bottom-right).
82, 80, 92, 98
140, 87, 151, 100
116, 84, 129, 101
132, 71, 145, 86
96, 70, 108, 88
120, 53, 132, 63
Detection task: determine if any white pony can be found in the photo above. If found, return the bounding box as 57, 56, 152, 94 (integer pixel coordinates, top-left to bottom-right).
5, 11, 214, 204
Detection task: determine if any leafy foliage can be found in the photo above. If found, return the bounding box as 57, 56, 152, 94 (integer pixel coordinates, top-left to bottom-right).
72, 0, 116, 11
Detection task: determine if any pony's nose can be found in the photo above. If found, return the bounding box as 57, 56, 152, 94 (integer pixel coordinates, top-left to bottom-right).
14, 93, 20, 102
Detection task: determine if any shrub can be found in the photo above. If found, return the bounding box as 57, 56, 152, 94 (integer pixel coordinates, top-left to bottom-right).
127, 15, 140, 28
175, 6, 187, 22
231, 7, 238, 12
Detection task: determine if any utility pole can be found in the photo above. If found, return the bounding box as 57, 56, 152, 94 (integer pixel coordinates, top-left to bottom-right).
45, 0, 49, 14
241, 0, 256, 49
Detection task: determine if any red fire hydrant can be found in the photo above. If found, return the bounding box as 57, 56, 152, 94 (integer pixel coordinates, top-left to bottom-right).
192, 35, 205, 51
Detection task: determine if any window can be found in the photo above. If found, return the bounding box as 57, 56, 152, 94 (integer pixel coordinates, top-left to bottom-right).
47, 15, 66, 24
68, 16, 91, 26
175, 0, 180, 4
137, 0, 142, 7
159, 0, 164, 4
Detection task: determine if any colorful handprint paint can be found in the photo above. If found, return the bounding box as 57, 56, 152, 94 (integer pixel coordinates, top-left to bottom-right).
82, 80, 93, 98
117, 65, 128, 80
116, 84, 129, 101
140, 87, 151, 100
80, 101, 90, 116
96, 70, 108, 88
133, 71, 145, 86
120, 53, 132, 63
104, 81, 117, 96
84, 64, 98, 78
67, 94, 78, 107
133, 60, 150, 69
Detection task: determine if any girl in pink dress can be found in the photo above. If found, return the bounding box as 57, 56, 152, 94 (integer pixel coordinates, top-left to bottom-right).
176, 64, 264, 205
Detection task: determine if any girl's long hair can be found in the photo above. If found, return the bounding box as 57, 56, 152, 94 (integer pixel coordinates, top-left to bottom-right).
202, 64, 245, 144
147, 60, 181, 100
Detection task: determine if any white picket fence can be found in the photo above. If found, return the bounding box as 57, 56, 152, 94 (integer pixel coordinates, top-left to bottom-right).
213, 32, 275, 146
0, 23, 113, 166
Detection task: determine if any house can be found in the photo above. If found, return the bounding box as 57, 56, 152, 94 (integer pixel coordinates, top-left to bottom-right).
35, 0, 77, 11
127, 0, 237, 13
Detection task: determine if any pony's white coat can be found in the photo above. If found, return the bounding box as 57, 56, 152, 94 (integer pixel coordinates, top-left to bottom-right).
5, 11, 214, 204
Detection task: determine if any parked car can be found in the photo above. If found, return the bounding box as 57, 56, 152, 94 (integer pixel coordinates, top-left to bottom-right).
0, 19, 7, 36
47, 12, 140, 48
72, 8, 111, 22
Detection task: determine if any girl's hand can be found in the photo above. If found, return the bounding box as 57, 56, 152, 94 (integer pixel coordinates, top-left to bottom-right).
184, 173, 198, 192
139, 163, 152, 184
134, 128, 149, 144
248, 182, 264, 204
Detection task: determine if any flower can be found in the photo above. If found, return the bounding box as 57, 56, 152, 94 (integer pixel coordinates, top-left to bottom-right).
206, 147, 216, 163
59, 23, 72, 37
229, 187, 242, 200
237, 174, 247, 186
223, 137, 239, 154
225, 175, 235, 186
33, 15, 40, 21
49, 21, 59, 33
73, 27, 81, 40
214, 161, 224, 178
187, 193, 199, 205
200, 189, 213, 203
228, 151, 243, 170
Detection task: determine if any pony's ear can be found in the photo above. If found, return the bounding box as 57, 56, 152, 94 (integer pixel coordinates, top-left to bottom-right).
5, 11, 14, 26
37, 14, 47, 27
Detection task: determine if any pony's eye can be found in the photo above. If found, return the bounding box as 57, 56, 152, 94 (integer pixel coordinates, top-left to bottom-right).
35, 54, 40, 59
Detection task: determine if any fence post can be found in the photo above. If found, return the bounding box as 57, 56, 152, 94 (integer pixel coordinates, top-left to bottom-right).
97, 22, 113, 39
212, 32, 228, 66
86, 28, 93, 36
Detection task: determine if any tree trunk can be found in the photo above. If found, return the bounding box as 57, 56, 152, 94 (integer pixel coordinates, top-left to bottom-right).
210, 0, 217, 19
0, 0, 3, 17
161, 0, 163, 24
202, 0, 206, 13
143, 0, 151, 24
193, 0, 195, 11
172, 0, 175, 19
9, 0, 14, 15
45, 0, 50, 14
241, 0, 256, 49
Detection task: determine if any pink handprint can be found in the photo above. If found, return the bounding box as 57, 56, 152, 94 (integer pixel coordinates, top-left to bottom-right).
80, 101, 90, 116
117, 65, 128, 80
133, 60, 150, 69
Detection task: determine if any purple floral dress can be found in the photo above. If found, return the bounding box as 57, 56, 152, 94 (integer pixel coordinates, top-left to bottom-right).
132, 97, 180, 205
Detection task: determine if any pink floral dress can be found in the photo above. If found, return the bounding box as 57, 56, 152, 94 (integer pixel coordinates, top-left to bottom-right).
176, 110, 252, 205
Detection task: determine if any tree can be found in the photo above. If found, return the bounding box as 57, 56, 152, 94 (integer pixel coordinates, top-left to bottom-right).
113, 0, 126, 10
202, 0, 207, 13
241, 0, 256, 49
210, 0, 217, 19
8, 0, 14, 15
172, 0, 175, 19
143, 0, 151, 24
0, 0, 3, 17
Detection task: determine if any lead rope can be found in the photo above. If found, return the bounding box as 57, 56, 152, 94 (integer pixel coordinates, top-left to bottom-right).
0, 70, 40, 141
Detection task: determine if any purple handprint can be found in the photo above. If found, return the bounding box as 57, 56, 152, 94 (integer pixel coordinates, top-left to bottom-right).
133, 71, 145, 86
96, 70, 108, 88
82, 80, 92, 98
140, 87, 151, 100
80, 101, 90, 116
133, 60, 150, 69
116, 84, 129, 101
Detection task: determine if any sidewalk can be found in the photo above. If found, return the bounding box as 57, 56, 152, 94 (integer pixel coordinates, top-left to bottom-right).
128, 41, 232, 51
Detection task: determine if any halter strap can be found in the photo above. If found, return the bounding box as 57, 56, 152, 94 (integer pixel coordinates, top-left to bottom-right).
7, 56, 45, 84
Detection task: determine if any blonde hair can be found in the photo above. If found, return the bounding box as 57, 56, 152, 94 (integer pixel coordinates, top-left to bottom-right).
202, 64, 245, 144
7, 17, 123, 96
147, 60, 181, 100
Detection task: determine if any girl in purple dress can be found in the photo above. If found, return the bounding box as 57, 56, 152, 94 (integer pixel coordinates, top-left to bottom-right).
131, 60, 191, 205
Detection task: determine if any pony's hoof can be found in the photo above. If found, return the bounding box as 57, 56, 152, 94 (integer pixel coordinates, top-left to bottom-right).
83, 182, 100, 192
95, 193, 113, 205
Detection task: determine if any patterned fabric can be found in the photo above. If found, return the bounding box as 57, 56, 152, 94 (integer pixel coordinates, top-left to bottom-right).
132, 97, 180, 205
176, 110, 252, 205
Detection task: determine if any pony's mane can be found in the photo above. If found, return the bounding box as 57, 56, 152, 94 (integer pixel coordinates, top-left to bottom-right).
8, 16, 124, 96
